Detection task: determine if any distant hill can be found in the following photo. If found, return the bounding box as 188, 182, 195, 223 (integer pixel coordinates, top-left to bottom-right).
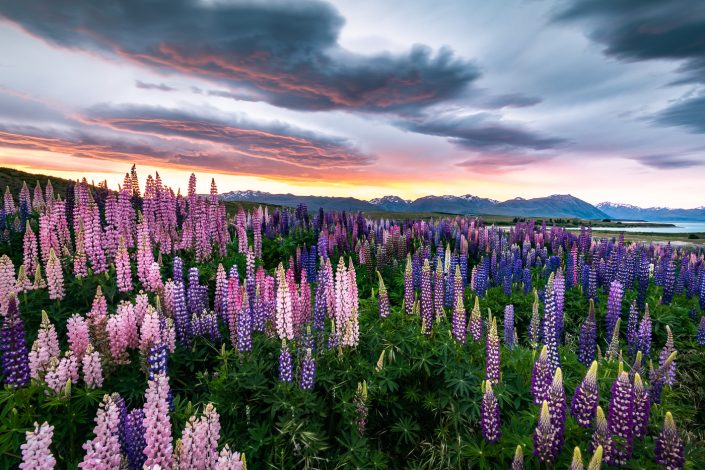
223, 189, 609, 219
0, 167, 82, 200
597, 202, 705, 222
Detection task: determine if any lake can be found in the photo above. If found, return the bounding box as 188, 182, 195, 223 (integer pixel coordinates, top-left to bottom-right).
571, 221, 705, 233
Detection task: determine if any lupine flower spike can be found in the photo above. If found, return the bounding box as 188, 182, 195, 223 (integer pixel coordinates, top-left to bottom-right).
655, 411, 685, 470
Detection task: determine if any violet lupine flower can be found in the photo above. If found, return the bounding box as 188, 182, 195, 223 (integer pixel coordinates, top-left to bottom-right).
503, 305, 515, 348
638, 305, 652, 357
123, 408, 146, 470
481, 380, 501, 443
633, 373, 651, 439
589, 406, 611, 454
696, 316, 705, 346
82, 344, 104, 389
299, 348, 316, 391
19, 422, 56, 470
45, 248, 64, 300
655, 412, 685, 470
547, 368, 566, 453
511, 445, 524, 470
1, 295, 31, 388
662, 259, 676, 304
528, 290, 541, 348
542, 273, 560, 373
522, 268, 531, 295
658, 325, 677, 385
605, 371, 635, 466
626, 301, 640, 359
172, 279, 191, 346
142, 373, 173, 468
236, 292, 253, 353
486, 317, 500, 384
578, 300, 597, 366
533, 401, 559, 464
79, 393, 122, 469
531, 346, 552, 405
650, 352, 677, 405
420, 259, 433, 334
279, 340, 293, 383
451, 291, 466, 344
468, 296, 483, 342
605, 280, 624, 340
377, 271, 390, 318
433, 257, 444, 320
571, 361, 599, 428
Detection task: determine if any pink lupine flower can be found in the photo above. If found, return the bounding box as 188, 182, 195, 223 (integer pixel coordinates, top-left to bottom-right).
33, 265, 46, 290
73, 228, 88, 278
44, 353, 77, 394
0, 255, 16, 313
143, 374, 173, 468
29, 311, 60, 380
79, 394, 122, 469
216, 446, 245, 470
175, 403, 220, 470
82, 344, 104, 389
275, 264, 294, 341
107, 315, 130, 364
20, 422, 56, 470
87, 287, 109, 347
15, 265, 33, 293
23, 221, 39, 276
140, 307, 162, 357
147, 262, 164, 293
67, 314, 90, 361
116, 237, 133, 293
45, 249, 64, 300
135, 292, 150, 327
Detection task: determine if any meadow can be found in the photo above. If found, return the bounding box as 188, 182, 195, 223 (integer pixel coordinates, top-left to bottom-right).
0, 168, 704, 469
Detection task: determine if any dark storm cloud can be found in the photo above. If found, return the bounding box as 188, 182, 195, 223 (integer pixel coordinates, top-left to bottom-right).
0, 0, 479, 113
135, 80, 176, 92
555, 0, 705, 132
655, 93, 705, 133
634, 153, 704, 169
398, 112, 565, 152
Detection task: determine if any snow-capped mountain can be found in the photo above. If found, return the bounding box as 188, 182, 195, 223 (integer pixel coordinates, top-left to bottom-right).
596, 202, 705, 222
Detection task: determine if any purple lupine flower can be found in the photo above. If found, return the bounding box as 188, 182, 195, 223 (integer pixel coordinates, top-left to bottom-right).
420, 259, 433, 334
403, 255, 414, 315
433, 256, 444, 320
122, 408, 146, 470
606, 280, 624, 341
299, 348, 316, 391
511, 445, 524, 470
528, 289, 541, 348
172, 256, 184, 284
468, 296, 483, 342
605, 371, 635, 466
533, 401, 559, 464
236, 293, 253, 353
650, 352, 677, 404
377, 271, 390, 318
481, 380, 501, 443
697, 316, 705, 346
588, 266, 597, 301
547, 368, 566, 453
589, 406, 611, 454
633, 373, 651, 439
279, 340, 293, 383
531, 346, 552, 405
451, 290, 466, 344
486, 317, 500, 384
0, 295, 30, 388
578, 300, 597, 366
655, 412, 685, 470
658, 325, 677, 385
522, 268, 531, 295
571, 361, 599, 427
662, 259, 676, 304
503, 305, 515, 348
626, 301, 640, 359
542, 273, 560, 373
172, 280, 191, 346
638, 305, 652, 357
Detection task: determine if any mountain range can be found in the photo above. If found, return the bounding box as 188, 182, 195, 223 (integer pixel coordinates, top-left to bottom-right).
596, 202, 705, 222
220, 191, 610, 219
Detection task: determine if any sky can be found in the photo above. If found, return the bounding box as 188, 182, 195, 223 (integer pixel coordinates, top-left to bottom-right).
0, 0, 703, 208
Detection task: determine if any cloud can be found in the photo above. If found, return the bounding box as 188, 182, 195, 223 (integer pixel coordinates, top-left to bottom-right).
135, 80, 176, 92
634, 153, 704, 169
476, 92, 542, 109
0, 0, 479, 113
84, 104, 373, 169
654, 92, 705, 133
397, 111, 565, 152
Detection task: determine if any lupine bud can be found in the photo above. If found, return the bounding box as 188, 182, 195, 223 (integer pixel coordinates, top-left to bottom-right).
571, 361, 599, 427
606, 318, 621, 361
569, 447, 584, 470
589, 406, 611, 454
480, 381, 501, 443
588, 445, 603, 470
658, 325, 677, 385
377, 271, 390, 318
468, 296, 482, 342
511, 445, 524, 470
655, 412, 685, 470
528, 289, 541, 348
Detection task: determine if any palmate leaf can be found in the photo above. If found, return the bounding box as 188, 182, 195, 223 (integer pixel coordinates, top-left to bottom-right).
390, 416, 420, 446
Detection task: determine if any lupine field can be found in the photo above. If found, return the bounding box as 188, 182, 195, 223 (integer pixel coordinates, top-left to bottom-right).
0, 168, 704, 469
